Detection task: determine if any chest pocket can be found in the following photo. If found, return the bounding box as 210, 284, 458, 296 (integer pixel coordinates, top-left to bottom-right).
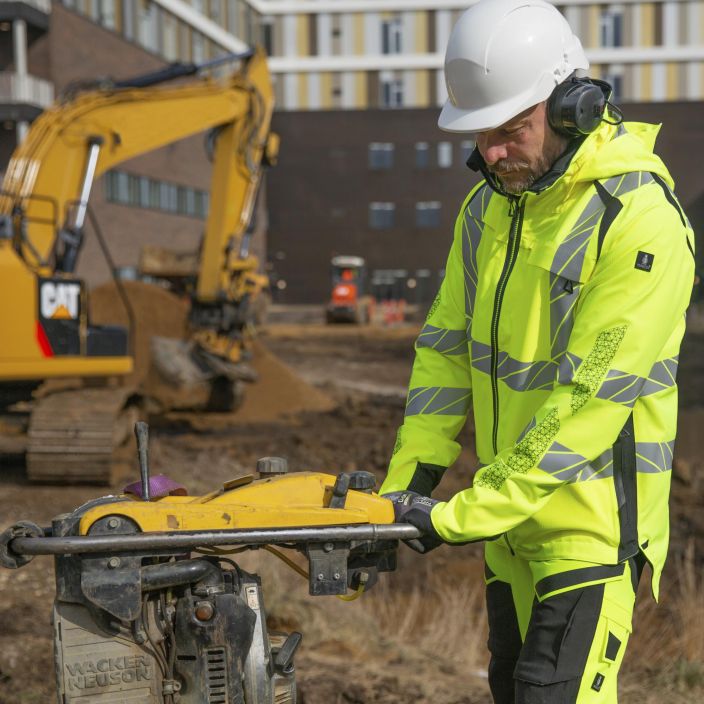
524, 177, 627, 361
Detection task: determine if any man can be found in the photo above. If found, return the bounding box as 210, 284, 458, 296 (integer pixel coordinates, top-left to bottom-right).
379, 1, 695, 702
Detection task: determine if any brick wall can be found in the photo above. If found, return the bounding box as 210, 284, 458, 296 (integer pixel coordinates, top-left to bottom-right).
267, 101, 704, 303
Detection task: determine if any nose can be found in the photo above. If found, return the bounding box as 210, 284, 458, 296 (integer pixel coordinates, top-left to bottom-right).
476, 131, 509, 166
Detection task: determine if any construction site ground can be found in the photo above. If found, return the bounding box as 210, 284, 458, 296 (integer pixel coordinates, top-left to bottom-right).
1, 309, 703, 703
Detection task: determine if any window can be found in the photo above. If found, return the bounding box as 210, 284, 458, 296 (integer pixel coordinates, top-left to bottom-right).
416, 201, 442, 228
185, 188, 196, 217
138, 176, 150, 208
262, 17, 274, 55
415, 142, 430, 169
603, 72, 624, 101
368, 142, 394, 170
163, 13, 178, 61
177, 186, 188, 215
438, 142, 453, 168
115, 172, 129, 203
380, 75, 403, 108
137, 0, 157, 52
127, 174, 140, 205
149, 180, 161, 209
369, 202, 395, 229
100, 0, 117, 29
227, 0, 239, 35
461, 140, 475, 163
381, 18, 402, 54
600, 7, 624, 48
105, 170, 208, 218
192, 31, 206, 63
160, 182, 174, 212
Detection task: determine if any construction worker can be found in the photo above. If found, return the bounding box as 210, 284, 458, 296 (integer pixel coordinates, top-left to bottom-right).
380, 1, 696, 702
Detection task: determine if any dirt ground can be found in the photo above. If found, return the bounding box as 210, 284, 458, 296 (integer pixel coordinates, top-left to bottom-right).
1, 315, 703, 703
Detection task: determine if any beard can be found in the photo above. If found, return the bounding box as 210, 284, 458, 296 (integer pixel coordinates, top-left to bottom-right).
489, 134, 569, 195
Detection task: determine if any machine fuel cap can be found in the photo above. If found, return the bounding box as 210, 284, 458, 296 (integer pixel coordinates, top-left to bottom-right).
256, 456, 289, 476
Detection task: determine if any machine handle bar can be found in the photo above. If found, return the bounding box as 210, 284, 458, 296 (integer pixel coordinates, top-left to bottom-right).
8, 524, 422, 557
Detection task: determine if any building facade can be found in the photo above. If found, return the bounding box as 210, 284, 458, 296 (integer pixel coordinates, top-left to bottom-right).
1, 1, 702, 301
56, 2, 704, 109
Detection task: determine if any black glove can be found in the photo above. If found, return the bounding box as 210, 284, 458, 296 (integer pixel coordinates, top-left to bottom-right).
382, 491, 443, 554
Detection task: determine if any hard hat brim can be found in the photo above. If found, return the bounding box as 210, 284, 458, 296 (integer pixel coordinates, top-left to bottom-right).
438, 76, 557, 134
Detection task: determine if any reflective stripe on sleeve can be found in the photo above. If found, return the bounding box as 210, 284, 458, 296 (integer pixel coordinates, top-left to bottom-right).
416, 324, 468, 356
405, 386, 472, 416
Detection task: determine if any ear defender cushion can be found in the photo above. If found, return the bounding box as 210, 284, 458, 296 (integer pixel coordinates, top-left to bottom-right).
547, 79, 607, 136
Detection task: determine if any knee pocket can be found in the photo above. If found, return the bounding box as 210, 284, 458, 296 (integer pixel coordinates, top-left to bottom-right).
515, 582, 604, 689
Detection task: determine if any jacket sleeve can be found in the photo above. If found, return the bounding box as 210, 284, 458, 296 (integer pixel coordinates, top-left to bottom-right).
379, 206, 473, 497
430, 195, 696, 543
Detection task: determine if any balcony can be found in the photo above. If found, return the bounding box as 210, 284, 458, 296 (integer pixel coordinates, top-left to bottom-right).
0, 1, 51, 31
0, 70, 53, 121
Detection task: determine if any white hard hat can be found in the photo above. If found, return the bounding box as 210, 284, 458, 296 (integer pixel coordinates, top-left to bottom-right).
439, 0, 589, 133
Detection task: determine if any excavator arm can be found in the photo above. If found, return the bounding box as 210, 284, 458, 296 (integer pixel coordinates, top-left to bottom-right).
1, 47, 275, 283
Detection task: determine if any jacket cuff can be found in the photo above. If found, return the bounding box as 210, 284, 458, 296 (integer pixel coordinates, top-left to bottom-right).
407, 462, 447, 497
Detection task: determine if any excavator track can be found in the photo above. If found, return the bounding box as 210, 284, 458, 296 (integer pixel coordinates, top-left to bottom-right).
26, 387, 137, 484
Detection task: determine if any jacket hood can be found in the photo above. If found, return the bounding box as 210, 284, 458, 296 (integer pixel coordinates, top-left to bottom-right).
570, 120, 673, 187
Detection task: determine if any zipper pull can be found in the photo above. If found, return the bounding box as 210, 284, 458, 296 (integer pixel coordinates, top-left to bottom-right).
508, 197, 517, 217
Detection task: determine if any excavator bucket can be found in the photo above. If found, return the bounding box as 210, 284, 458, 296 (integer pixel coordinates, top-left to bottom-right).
148, 336, 257, 412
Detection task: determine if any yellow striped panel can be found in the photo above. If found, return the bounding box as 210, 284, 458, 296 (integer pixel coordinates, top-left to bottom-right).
298, 74, 309, 109
355, 72, 368, 108
641, 3, 655, 46
415, 11, 428, 52
587, 5, 599, 48
640, 64, 653, 100
666, 63, 678, 100
321, 73, 333, 109
297, 14, 309, 56
114, 0, 123, 32
354, 13, 364, 54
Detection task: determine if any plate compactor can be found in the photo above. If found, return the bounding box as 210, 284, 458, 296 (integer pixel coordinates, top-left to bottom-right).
0, 423, 419, 704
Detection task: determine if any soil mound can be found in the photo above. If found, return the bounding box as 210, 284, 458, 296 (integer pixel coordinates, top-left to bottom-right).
90, 281, 189, 386
232, 340, 336, 422
89, 282, 335, 421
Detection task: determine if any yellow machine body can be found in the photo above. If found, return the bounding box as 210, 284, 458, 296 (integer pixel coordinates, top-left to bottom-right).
78, 472, 395, 535
0, 48, 276, 383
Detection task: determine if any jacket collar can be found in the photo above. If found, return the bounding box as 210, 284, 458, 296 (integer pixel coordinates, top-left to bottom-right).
466, 136, 585, 198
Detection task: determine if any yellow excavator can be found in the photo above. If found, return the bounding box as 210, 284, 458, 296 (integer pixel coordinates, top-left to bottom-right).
0, 47, 278, 483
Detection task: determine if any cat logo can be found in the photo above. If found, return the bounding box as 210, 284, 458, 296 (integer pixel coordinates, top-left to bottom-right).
40, 281, 81, 320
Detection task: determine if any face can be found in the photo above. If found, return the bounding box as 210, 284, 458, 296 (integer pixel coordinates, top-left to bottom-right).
474, 102, 568, 195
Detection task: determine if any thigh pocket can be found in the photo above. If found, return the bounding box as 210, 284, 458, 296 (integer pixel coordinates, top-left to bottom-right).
515, 582, 605, 686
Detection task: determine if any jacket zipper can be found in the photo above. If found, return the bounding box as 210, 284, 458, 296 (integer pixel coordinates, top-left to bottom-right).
490, 196, 525, 456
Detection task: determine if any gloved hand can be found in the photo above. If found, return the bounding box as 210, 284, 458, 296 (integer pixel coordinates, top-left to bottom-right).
382, 490, 444, 554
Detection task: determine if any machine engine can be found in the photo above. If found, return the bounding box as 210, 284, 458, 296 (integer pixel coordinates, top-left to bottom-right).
51, 512, 298, 704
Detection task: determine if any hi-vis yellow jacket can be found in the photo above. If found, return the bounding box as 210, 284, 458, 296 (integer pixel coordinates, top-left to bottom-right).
380, 121, 695, 597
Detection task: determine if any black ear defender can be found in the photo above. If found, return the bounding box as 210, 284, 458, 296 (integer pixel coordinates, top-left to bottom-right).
547, 77, 623, 137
